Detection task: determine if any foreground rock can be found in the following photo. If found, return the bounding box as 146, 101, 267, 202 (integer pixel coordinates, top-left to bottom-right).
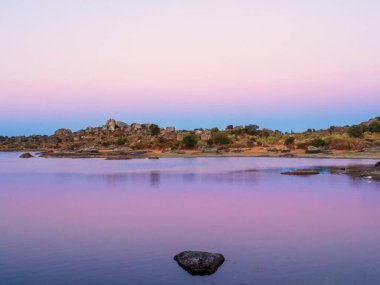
20, 152, 33, 158
174, 251, 225, 276
281, 169, 320, 175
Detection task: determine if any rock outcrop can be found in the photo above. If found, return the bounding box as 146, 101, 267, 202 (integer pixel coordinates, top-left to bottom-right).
174, 251, 225, 276
281, 169, 320, 175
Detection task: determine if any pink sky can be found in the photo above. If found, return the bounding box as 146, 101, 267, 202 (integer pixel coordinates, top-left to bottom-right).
0, 1, 379, 135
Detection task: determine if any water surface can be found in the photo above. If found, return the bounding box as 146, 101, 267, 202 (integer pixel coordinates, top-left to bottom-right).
0, 153, 379, 285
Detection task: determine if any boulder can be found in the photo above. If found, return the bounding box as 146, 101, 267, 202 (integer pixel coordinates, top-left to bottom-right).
201, 131, 212, 141
54, 128, 73, 138
174, 251, 225, 276
305, 146, 321, 154
106, 119, 117, 132
20, 152, 33, 158
375, 161, 380, 170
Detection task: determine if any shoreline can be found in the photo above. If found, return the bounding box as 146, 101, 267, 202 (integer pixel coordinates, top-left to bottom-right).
5, 149, 380, 160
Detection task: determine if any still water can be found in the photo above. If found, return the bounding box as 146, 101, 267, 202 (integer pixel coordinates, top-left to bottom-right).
0, 152, 379, 285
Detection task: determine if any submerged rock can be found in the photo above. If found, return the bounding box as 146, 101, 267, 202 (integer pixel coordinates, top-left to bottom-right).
20, 152, 33, 158
281, 170, 320, 175
174, 251, 225, 276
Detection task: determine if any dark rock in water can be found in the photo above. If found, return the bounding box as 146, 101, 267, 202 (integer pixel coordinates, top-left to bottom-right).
281, 170, 320, 175
20, 152, 33, 158
174, 251, 225, 276
375, 161, 380, 170
148, 156, 159, 159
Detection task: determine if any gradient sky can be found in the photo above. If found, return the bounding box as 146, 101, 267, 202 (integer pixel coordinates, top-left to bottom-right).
1, 0, 379, 136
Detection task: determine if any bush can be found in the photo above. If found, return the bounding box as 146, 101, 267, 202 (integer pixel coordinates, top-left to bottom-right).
114, 138, 126, 146
310, 137, 325, 147
214, 134, 231, 145
348, 125, 364, 138
182, 135, 197, 148
150, 124, 160, 136
368, 122, 380, 133
244, 124, 259, 135
284, 136, 295, 146
102, 141, 111, 147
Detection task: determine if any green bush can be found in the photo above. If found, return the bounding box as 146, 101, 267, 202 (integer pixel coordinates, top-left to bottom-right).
244, 124, 259, 135
182, 135, 197, 148
347, 125, 364, 138
310, 137, 325, 147
214, 134, 231, 145
368, 122, 380, 133
284, 136, 295, 146
114, 138, 126, 146
149, 124, 160, 136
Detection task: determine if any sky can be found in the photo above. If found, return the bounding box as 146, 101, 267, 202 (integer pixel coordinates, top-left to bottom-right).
1, 0, 379, 136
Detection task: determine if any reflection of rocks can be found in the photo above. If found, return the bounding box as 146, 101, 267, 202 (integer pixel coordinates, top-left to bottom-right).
20, 152, 33, 158
330, 164, 380, 181
174, 251, 225, 276
281, 169, 320, 175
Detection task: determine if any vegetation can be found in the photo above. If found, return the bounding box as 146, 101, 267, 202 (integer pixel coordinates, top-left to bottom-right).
182, 135, 197, 148
348, 125, 364, 138
149, 124, 160, 136
284, 136, 295, 146
214, 134, 231, 145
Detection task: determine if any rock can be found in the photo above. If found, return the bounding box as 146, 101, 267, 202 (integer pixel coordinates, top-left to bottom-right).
375, 161, 380, 170
54, 128, 73, 139
281, 169, 320, 175
201, 131, 212, 141
362, 147, 380, 153
305, 146, 321, 154
20, 152, 33, 158
174, 251, 225, 276
280, 147, 291, 153
106, 119, 117, 132
165, 126, 176, 133
267, 147, 278, 152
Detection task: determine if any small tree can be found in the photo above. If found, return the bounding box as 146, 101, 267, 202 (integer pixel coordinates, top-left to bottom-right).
244, 124, 259, 135
214, 134, 231, 145
310, 137, 325, 147
284, 136, 295, 146
369, 122, 380, 133
348, 125, 364, 138
149, 124, 160, 136
115, 138, 126, 146
182, 135, 197, 148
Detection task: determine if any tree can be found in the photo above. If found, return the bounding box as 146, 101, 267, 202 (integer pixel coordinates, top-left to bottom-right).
115, 138, 126, 146
149, 124, 160, 136
284, 136, 295, 146
244, 124, 259, 135
347, 125, 364, 138
182, 135, 197, 148
368, 122, 380, 133
310, 137, 325, 147
214, 134, 231, 145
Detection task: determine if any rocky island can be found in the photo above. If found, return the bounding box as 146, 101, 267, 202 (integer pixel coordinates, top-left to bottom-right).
1, 117, 380, 160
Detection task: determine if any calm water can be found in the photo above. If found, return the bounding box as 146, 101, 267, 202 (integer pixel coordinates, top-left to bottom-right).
0, 153, 380, 285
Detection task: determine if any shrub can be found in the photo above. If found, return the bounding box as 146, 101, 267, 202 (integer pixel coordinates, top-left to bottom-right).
369, 122, 380, 133
149, 124, 160, 136
102, 141, 110, 147
310, 137, 325, 147
244, 124, 259, 135
182, 135, 197, 148
114, 138, 126, 146
214, 134, 231, 145
284, 136, 295, 146
211, 127, 220, 132
347, 125, 364, 138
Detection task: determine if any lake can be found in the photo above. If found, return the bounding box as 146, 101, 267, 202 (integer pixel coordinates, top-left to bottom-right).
0, 152, 379, 285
